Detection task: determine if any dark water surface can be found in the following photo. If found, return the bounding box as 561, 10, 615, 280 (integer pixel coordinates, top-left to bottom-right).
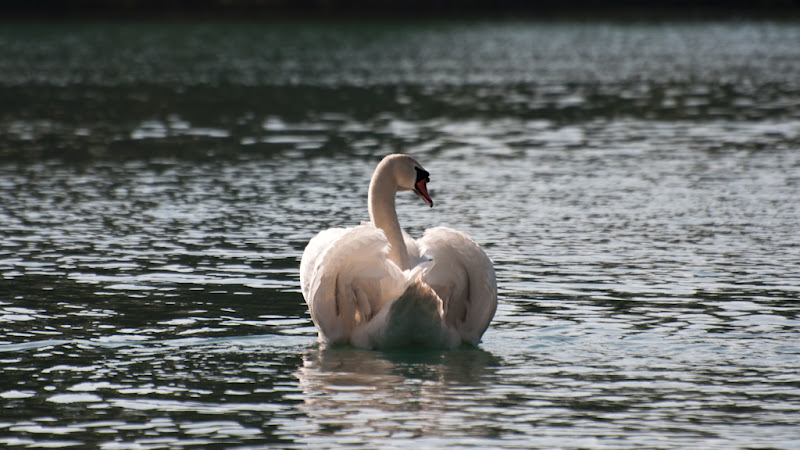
1, 20, 800, 448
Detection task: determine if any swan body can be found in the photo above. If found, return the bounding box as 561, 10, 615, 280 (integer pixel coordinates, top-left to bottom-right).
300, 154, 497, 349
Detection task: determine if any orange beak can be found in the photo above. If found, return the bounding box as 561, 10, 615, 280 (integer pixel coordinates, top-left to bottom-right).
415, 178, 433, 207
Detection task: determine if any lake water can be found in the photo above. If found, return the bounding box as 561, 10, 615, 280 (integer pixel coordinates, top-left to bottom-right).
1, 19, 800, 448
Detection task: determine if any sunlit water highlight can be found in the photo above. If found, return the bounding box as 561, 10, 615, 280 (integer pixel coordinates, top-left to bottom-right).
1, 19, 800, 448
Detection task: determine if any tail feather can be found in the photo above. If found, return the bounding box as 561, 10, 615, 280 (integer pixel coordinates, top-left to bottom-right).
352, 279, 461, 350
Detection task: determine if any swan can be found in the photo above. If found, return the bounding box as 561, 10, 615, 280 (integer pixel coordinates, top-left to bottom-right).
300, 154, 497, 350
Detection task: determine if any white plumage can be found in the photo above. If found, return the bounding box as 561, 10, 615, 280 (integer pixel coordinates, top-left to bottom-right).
300, 154, 497, 350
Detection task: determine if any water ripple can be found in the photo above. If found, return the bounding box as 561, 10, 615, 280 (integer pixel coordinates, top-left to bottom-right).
1, 19, 799, 449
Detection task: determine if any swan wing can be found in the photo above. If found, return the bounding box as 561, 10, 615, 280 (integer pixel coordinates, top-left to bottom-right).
300, 227, 348, 300
418, 226, 497, 345
301, 223, 409, 344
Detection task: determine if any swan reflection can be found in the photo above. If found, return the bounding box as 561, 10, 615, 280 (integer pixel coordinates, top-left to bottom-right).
292, 346, 501, 441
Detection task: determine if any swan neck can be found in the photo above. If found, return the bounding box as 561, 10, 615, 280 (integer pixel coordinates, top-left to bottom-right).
368, 163, 409, 271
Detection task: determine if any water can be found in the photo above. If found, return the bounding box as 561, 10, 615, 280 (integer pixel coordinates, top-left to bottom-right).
1, 19, 800, 448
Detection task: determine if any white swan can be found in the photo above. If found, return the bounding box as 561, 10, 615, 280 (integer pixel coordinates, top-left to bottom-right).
300, 154, 497, 350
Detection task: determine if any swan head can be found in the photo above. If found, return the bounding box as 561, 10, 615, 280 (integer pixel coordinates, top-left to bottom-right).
388, 154, 433, 207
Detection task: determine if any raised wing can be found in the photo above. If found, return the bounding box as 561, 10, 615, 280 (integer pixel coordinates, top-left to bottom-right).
418, 226, 497, 345
300, 227, 348, 300
301, 224, 408, 344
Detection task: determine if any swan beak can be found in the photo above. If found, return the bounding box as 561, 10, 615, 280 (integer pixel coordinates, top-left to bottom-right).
415, 179, 434, 207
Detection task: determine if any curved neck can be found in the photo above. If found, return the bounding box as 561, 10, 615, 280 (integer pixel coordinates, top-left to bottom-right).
368, 161, 409, 271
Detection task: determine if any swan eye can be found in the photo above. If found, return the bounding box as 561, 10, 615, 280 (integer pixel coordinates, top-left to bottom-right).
414, 167, 430, 184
